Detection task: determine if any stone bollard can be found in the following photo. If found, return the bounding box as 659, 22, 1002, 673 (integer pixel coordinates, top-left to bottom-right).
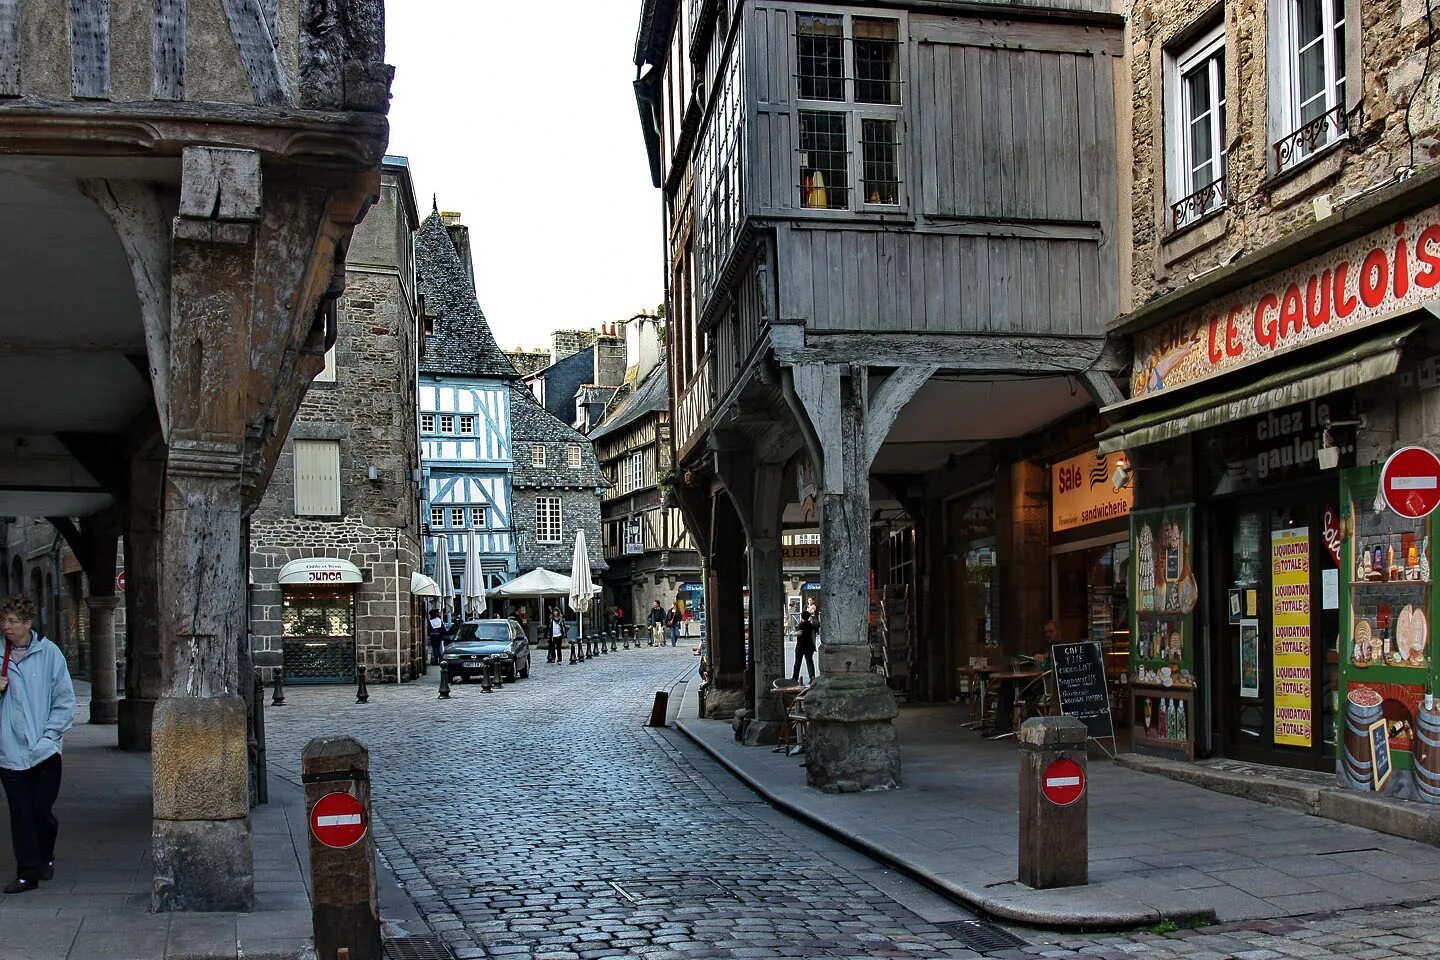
301, 737, 380, 960
272, 667, 286, 707
1017, 715, 1089, 889
624, 627, 631, 650
355, 667, 369, 705
437, 666, 451, 700
481, 660, 493, 692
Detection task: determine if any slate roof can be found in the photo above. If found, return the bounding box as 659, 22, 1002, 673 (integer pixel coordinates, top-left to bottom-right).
509, 382, 608, 490
588, 361, 669, 443
416, 211, 517, 378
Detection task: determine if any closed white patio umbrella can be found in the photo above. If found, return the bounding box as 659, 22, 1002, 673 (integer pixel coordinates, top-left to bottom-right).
433, 536, 455, 620
569, 529, 594, 643
464, 530, 486, 619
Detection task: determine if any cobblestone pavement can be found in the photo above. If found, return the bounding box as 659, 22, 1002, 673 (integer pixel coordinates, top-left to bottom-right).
264, 648, 1440, 959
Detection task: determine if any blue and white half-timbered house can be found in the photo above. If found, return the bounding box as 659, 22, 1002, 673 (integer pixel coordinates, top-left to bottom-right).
416, 210, 521, 612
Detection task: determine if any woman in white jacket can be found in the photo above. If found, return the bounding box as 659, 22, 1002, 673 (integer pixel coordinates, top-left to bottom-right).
0, 594, 75, 893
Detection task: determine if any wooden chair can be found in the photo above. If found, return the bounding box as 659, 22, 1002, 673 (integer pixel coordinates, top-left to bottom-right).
772, 680, 805, 754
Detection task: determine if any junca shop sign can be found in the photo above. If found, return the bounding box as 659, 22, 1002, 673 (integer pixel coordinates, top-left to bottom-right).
1134, 206, 1440, 396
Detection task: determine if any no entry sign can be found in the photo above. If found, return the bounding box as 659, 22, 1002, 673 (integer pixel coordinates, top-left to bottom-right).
1041, 758, 1086, 807
310, 791, 367, 849
1381, 446, 1440, 519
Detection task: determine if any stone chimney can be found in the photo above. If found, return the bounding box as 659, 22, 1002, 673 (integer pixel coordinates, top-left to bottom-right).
624, 313, 662, 383
439, 211, 475, 290
594, 331, 627, 387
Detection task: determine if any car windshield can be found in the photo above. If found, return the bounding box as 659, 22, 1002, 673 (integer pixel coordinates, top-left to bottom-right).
455, 622, 510, 642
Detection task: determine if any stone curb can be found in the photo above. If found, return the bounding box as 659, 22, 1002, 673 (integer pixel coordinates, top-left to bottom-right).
674, 685, 1214, 931
1115, 754, 1440, 845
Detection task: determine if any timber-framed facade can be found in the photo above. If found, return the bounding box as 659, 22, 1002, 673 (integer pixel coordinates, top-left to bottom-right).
634, 0, 1126, 788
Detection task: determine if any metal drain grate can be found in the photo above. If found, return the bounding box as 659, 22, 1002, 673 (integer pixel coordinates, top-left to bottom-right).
938, 919, 1029, 952
384, 934, 456, 960
610, 875, 737, 905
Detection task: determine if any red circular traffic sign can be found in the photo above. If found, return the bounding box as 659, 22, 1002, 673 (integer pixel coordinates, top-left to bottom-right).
1381, 446, 1440, 519
310, 791, 367, 849
1041, 758, 1086, 806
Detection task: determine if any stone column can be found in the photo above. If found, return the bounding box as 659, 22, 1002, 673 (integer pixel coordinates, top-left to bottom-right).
85, 595, 121, 724
703, 497, 747, 719
743, 461, 788, 743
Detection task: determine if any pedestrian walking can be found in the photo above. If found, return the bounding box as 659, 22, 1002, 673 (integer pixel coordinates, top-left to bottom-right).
427, 608, 445, 665
547, 608, 566, 663
0, 595, 75, 893
667, 601, 683, 647
792, 610, 817, 684
648, 600, 665, 646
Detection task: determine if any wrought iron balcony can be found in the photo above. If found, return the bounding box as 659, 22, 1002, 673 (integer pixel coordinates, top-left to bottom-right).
1273, 104, 1349, 174
1170, 174, 1227, 234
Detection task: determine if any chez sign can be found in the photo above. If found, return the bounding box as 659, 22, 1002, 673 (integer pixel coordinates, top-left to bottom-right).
1134, 206, 1440, 396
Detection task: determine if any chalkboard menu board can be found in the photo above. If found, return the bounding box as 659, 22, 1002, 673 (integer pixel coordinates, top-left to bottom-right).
1051, 641, 1115, 742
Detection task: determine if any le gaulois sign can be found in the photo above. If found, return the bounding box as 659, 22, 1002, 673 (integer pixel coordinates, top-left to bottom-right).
1133, 207, 1440, 396
1053, 448, 1134, 533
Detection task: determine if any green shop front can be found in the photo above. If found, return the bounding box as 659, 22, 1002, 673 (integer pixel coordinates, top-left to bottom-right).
1100, 188, 1440, 794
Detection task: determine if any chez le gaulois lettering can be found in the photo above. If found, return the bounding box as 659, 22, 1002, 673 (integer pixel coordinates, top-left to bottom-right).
1135, 212, 1440, 396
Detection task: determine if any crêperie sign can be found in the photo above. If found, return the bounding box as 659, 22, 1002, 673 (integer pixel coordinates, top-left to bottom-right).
1051, 641, 1114, 742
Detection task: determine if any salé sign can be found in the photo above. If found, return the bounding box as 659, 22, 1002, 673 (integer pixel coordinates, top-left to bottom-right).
1052, 448, 1134, 533
1134, 207, 1440, 396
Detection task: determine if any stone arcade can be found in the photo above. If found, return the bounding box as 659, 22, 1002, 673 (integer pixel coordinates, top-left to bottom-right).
0, 2, 390, 910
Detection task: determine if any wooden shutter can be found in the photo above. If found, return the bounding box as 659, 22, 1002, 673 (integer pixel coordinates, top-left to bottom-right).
293, 440, 341, 516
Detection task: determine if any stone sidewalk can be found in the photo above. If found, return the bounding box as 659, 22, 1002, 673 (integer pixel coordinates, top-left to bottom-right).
677, 678, 1440, 929
0, 683, 420, 960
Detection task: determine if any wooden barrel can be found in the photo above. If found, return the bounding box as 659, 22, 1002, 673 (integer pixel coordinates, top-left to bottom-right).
1414, 703, 1440, 803
1342, 688, 1383, 791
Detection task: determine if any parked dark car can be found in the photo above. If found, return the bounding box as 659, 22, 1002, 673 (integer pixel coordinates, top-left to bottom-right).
443, 618, 531, 682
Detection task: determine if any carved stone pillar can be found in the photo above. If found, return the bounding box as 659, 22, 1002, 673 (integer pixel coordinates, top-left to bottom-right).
85, 595, 121, 724
120, 451, 165, 751
703, 495, 747, 719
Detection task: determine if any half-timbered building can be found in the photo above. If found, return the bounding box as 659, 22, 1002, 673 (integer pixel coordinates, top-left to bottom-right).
416, 209, 521, 609
633, 0, 1126, 789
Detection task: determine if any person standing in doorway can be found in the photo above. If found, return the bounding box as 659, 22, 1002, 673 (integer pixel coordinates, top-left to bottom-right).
792, 610, 818, 684
0, 595, 75, 893
548, 609, 565, 664
427, 608, 445, 665
667, 601, 683, 647
648, 600, 665, 647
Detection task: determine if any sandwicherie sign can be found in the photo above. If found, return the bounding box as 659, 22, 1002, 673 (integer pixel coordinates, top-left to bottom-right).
1133, 208, 1440, 397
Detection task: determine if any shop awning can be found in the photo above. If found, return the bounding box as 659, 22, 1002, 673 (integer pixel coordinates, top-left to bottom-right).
1098, 319, 1427, 455
277, 557, 363, 586
410, 571, 443, 597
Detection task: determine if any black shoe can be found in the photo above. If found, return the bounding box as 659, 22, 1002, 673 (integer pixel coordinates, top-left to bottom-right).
3, 878, 36, 894
40, 862, 53, 881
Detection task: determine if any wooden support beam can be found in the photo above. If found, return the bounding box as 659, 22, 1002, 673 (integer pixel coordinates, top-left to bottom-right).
152, 0, 185, 100
69, 0, 110, 99
0, 0, 19, 96
864, 366, 937, 467
220, 0, 292, 107
1080, 369, 1125, 407
775, 332, 1124, 373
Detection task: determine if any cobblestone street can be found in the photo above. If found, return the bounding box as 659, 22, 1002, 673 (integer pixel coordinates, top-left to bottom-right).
264, 648, 1440, 959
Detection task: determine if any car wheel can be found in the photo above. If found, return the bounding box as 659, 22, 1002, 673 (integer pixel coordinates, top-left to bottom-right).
519, 662, 530, 679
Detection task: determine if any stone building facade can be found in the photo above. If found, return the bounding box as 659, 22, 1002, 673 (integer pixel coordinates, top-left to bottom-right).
249, 158, 424, 684
510, 383, 608, 578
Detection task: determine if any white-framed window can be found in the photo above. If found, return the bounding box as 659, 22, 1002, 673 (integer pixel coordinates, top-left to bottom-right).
293, 440, 341, 516
438, 414, 455, 434
470, 506, 487, 528
621, 451, 646, 494
449, 507, 465, 528
531, 445, 546, 467
795, 13, 904, 212
420, 413, 436, 434
316, 345, 337, 383
536, 497, 563, 544
1165, 25, 1227, 233
568, 444, 582, 469
458, 415, 475, 435
430, 506, 445, 529
1270, 0, 1348, 173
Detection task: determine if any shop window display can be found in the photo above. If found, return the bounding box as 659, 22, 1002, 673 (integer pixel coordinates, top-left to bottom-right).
1130, 506, 1198, 759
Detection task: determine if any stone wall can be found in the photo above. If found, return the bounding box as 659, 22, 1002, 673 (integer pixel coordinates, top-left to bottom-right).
512, 488, 605, 576
1126, 0, 1440, 306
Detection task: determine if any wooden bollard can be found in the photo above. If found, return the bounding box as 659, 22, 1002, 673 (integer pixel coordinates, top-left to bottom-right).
302, 737, 380, 960
1017, 715, 1089, 889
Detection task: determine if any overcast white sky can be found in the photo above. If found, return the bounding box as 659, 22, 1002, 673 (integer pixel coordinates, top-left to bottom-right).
386, 3, 662, 351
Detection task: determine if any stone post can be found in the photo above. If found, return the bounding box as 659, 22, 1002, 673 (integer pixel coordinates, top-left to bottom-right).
302, 737, 380, 960
120, 452, 165, 750
703, 502, 747, 719
1017, 716, 1089, 889
85, 595, 121, 724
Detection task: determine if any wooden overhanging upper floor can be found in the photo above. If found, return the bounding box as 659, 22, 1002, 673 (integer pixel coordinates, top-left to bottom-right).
0, 0, 391, 164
